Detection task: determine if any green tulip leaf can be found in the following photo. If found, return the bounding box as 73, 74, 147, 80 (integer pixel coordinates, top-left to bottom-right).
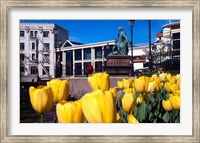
162, 112, 169, 123
138, 101, 146, 122
119, 108, 127, 123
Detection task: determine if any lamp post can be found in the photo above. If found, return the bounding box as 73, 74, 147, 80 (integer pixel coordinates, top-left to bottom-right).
148, 20, 153, 70
129, 20, 135, 76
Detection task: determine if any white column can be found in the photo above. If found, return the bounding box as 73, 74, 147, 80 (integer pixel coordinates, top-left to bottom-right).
82, 48, 84, 75
73, 50, 75, 76
102, 46, 105, 68
91, 47, 95, 71
62, 51, 66, 77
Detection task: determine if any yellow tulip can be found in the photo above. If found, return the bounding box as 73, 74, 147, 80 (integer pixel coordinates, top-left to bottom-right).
115, 113, 121, 123
29, 85, 53, 113
171, 84, 179, 94
164, 82, 172, 93
127, 114, 139, 123
165, 73, 172, 81
169, 95, 180, 110
134, 76, 145, 93
82, 89, 115, 123
123, 79, 132, 89
56, 100, 84, 123
88, 72, 110, 91
159, 73, 166, 82
124, 88, 135, 94
136, 94, 143, 104
155, 77, 161, 93
121, 93, 135, 113
47, 79, 69, 103
147, 81, 157, 93
162, 99, 173, 111
151, 74, 158, 80
173, 90, 180, 96
117, 80, 124, 89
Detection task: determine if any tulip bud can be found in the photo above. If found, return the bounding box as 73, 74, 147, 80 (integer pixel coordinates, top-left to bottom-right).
169, 95, 180, 110
88, 72, 110, 91
122, 79, 132, 89
29, 86, 53, 113
164, 82, 172, 93
127, 114, 139, 123
56, 100, 85, 123
162, 99, 173, 111
134, 76, 145, 93
171, 84, 179, 94
159, 73, 166, 82
124, 88, 135, 94
117, 80, 124, 89
166, 73, 172, 81
136, 94, 143, 104
47, 79, 69, 103
147, 81, 156, 93
82, 89, 115, 123
121, 93, 135, 113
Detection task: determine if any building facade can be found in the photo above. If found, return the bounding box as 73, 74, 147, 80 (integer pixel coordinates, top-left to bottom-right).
20, 23, 69, 81
153, 22, 180, 70
57, 41, 149, 77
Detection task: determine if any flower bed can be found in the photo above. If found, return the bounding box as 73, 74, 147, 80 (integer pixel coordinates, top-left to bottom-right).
28, 69, 180, 123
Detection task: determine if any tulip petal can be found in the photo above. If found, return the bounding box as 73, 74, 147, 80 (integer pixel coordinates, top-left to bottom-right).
87, 76, 99, 91
82, 92, 102, 123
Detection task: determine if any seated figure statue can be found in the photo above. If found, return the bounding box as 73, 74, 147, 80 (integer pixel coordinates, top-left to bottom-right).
109, 27, 128, 55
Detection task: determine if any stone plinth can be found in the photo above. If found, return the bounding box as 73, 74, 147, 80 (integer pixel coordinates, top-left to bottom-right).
104, 55, 131, 76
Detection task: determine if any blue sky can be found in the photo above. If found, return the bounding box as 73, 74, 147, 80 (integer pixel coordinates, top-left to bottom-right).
20, 20, 180, 46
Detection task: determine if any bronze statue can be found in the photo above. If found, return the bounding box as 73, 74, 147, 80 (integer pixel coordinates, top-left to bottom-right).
109, 27, 128, 55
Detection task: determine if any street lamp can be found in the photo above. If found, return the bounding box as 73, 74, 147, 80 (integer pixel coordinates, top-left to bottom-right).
129, 20, 135, 76
148, 20, 153, 70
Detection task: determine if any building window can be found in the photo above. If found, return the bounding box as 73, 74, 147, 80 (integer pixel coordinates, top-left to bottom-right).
43, 66, 49, 75
32, 54, 36, 60
84, 62, 91, 75
30, 31, 38, 37
75, 63, 82, 75
95, 61, 102, 72
20, 66, 24, 74
105, 45, 113, 57
75, 49, 82, 60
32, 43, 35, 50
20, 43, 25, 50
173, 40, 180, 50
95, 47, 102, 59
31, 66, 37, 74
172, 33, 180, 40
30, 31, 34, 37
44, 43, 50, 50
43, 31, 49, 37
34, 31, 38, 37
43, 54, 49, 62
66, 51, 73, 76
20, 31, 25, 37
84, 48, 91, 60
20, 54, 25, 61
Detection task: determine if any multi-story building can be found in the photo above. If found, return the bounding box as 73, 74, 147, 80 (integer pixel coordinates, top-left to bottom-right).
153, 22, 180, 70
20, 23, 69, 81
57, 41, 148, 77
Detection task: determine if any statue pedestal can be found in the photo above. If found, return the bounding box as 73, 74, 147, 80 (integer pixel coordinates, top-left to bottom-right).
104, 55, 131, 76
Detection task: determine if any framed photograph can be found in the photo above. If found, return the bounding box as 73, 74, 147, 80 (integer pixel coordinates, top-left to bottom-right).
1, 0, 199, 142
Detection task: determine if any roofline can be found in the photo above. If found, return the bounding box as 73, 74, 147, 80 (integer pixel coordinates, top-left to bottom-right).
57, 40, 115, 51
162, 22, 180, 28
